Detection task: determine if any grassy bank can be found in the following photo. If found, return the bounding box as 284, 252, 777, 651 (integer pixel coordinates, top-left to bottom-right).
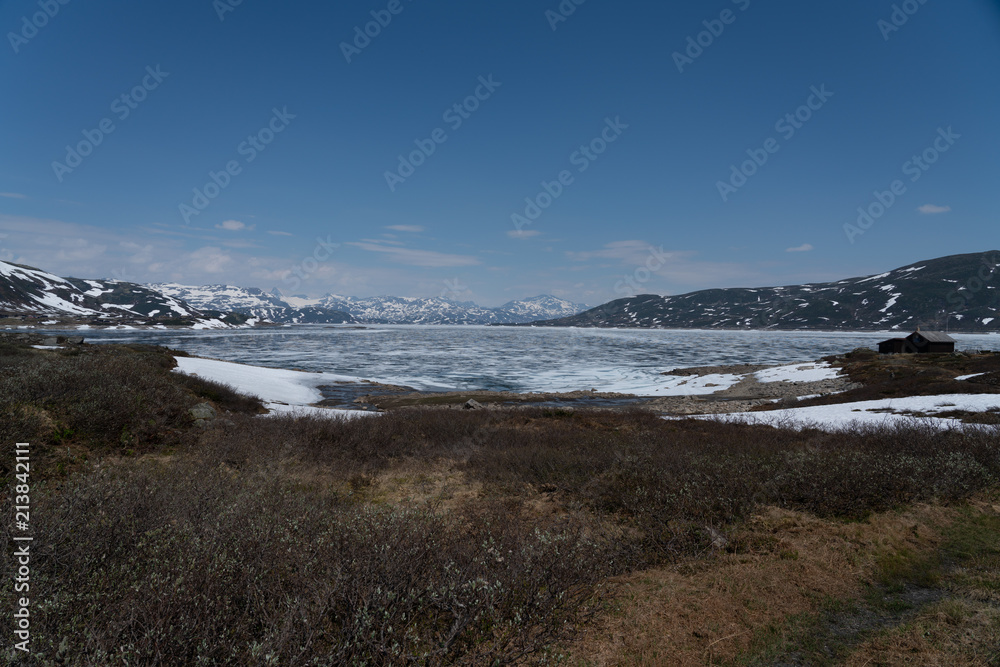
2, 341, 998, 665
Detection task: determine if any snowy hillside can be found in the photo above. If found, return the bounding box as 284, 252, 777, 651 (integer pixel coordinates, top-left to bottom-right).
0, 261, 223, 325
149, 283, 355, 324
533, 251, 1000, 332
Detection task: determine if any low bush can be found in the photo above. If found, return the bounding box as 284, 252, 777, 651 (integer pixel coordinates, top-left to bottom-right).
174, 373, 265, 414
203, 409, 1000, 563
6, 459, 608, 666
0, 345, 263, 460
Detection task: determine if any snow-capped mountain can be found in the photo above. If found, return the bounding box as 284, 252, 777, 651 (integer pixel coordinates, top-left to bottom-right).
0, 263, 586, 327
531, 251, 1000, 332
0, 261, 221, 325
313, 294, 590, 324
496, 295, 586, 321
149, 283, 289, 311
145, 285, 589, 325
149, 283, 355, 324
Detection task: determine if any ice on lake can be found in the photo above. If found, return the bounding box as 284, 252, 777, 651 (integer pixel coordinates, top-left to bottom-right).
64, 325, 1000, 396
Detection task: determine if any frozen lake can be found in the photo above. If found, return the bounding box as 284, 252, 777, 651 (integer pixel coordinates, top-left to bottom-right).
58, 325, 1000, 395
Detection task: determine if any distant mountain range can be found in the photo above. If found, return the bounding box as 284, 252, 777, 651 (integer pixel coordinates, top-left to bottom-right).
529, 251, 1000, 332
149, 284, 589, 325
4, 252, 997, 331
0, 262, 588, 326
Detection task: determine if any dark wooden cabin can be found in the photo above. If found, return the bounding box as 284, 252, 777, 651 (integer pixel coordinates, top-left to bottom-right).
878, 337, 906, 354
877, 330, 955, 354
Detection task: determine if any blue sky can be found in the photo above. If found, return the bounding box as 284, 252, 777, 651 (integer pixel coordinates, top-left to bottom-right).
1, 0, 998, 306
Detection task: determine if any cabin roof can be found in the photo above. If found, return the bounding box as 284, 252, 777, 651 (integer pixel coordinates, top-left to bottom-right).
910, 331, 955, 343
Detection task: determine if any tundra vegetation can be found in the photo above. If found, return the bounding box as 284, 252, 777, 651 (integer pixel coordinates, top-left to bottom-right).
1, 339, 998, 665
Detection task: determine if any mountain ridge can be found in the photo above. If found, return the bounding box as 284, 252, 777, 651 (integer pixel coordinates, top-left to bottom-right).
526, 251, 1000, 332
149, 285, 589, 325
0, 261, 233, 327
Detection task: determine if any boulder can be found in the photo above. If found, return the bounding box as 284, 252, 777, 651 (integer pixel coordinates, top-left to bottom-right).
189, 403, 217, 421
463, 399, 484, 410
704, 525, 728, 550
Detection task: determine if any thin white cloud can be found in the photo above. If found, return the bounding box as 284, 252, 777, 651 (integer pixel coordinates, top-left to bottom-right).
0, 214, 473, 298
215, 219, 255, 231
507, 229, 541, 239
385, 225, 425, 233
348, 241, 480, 267
561, 240, 770, 292
0, 192, 27, 199
267, 230, 293, 236
786, 243, 814, 253
567, 241, 691, 264
360, 237, 404, 246
918, 204, 951, 215
185, 246, 235, 274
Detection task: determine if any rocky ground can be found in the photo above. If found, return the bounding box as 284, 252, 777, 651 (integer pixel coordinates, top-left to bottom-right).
346, 351, 1000, 416
643, 363, 860, 415
347, 387, 641, 411
346, 361, 860, 415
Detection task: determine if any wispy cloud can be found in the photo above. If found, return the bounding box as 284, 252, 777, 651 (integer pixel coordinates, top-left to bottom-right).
507, 229, 540, 239
385, 225, 425, 233
348, 241, 480, 267
0, 192, 26, 199
786, 243, 813, 253
360, 237, 404, 246
185, 246, 236, 274
267, 230, 293, 236
567, 241, 691, 264
216, 219, 254, 231
917, 204, 951, 214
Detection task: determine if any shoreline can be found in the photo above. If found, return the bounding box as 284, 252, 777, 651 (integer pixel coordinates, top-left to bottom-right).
166, 349, 1000, 432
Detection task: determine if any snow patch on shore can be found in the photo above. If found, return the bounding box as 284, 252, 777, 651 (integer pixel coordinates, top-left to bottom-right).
173, 356, 375, 418
702, 393, 1000, 431
754, 362, 840, 383
655, 373, 743, 396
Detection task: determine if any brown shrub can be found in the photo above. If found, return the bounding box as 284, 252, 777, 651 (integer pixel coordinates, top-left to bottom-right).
200, 408, 999, 565
4, 459, 609, 666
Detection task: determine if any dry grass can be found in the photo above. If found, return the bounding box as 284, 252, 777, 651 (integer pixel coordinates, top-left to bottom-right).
560, 501, 960, 665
